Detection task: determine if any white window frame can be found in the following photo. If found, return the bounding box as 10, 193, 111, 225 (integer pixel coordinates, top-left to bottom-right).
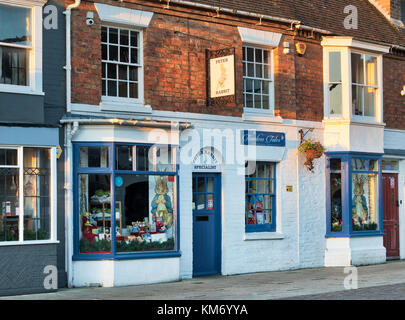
242, 44, 275, 115
322, 37, 389, 124
0, 0, 44, 96
0, 145, 58, 246
101, 24, 144, 109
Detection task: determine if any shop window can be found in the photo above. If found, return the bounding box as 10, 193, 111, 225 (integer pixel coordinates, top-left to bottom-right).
243, 46, 274, 111
74, 143, 178, 258
245, 162, 276, 232
382, 159, 399, 171
0, 147, 55, 243
80, 146, 109, 168
326, 154, 382, 236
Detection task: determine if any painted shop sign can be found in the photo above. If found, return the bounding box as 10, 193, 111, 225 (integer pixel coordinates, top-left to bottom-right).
207, 48, 235, 106
241, 130, 286, 147
192, 148, 221, 172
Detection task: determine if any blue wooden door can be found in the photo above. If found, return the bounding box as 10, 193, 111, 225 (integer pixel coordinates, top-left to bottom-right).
192, 173, 221, 276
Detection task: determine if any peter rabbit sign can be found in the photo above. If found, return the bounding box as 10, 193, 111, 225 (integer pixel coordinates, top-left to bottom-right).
208, 48, 235, 105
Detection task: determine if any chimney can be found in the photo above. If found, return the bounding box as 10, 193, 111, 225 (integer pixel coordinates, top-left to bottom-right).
369, 0, 402, 22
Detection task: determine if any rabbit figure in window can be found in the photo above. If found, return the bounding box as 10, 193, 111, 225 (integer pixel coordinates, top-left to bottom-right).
151, 175, 173, 230
352, 174, 369, 226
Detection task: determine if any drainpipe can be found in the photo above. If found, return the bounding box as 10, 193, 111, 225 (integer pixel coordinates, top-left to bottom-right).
63, 0, 81, 288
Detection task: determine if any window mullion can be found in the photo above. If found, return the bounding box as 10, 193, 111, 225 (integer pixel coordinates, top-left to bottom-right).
18, 147, 24, 242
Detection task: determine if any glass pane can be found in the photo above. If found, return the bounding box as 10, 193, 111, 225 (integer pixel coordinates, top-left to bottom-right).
364, 87, 376, 117
365, 55, 377, 86
255, 48, 262, 63
115, 145, 133, 170
23, 148, 51, 241
118, 65, 127, 80
109, 28, 118, 44
129, 66, 138, 81
102, 44, 107, 60
329, 83, 342, 115
254, 80, 261, 94
330, 159, 341, 171
108, 80, 117, 96
130, 48, 138, 64
129, 82, 138, 99
130, 31, 138, 47
120, 46, 129, 63
331, 172, 342, 232
79, 174, 112, 253
254, 94, 261, 109
109, 45, 118, 61
352, 173, 378, 231
101, 26, 107, 42
0, 4, 31, 45
263, 50, 269, 64
120, 29, 129, 45
351, 159, 378, 171
352, 85, 363, 116
0, 168, 19, 242
382, 160, 399, 171
206, 193, 214, 210
115, 175, 176, 253
102, 80, 106, 96
262, 95, 269, 110
80, 146, 109, 168
245, 79, 253, 93
107, 63, 116, 79
245, 93, 253, 108
197, 177, 205, 193
118, 81, 127, 98
351, 53, 364, 84
0, 149, 17, 166
246, 47, 254, 62
247, 63, 254, 77
263, 64, 271, 79
255, 64, 262, 78
136, 146, 153, 171
207, 177, 214, 192
197, 194, 205, 210
156, 146, 176, 172
329, 52, 341, 83
0, 46, 28, 85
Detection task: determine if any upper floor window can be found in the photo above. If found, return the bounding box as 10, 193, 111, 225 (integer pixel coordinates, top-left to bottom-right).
0, 3, 31, 86
243, 46, 274, 111
101, 26, 141, 100
322, 37, 388, 123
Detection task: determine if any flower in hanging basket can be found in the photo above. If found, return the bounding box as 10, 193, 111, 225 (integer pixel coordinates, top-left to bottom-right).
298, 139, 326, 172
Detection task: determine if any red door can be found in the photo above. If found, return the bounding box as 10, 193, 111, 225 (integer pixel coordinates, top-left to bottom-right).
382, 173, 400, 259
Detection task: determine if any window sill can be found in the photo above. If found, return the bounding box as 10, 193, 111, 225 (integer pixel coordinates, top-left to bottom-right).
0, 84, 44, 96
243, 109, 282, 123
100, 99, 152, 114
0, 240, 60, 247
243, 232, 284, 241
322, 117, 385, 128
72, 250, 181, 261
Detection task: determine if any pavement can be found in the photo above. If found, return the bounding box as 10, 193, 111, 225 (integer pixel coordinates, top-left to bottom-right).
1, 260, 405, 300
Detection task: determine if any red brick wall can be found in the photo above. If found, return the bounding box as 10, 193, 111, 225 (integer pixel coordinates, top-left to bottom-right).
383, 55, 405, 129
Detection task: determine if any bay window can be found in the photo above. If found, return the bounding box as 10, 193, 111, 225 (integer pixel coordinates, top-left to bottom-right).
0, 147, 56, 243
322, 38, 389, 123
74, 143, 178, 258
326, 153, 383, 236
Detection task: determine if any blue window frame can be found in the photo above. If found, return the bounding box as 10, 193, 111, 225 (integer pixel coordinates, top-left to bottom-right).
73, 142, 180, 260
245, 161, 276, 232
326, 152, 384, 238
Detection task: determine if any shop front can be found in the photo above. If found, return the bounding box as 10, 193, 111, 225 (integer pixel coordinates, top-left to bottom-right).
67, 121, 185, 287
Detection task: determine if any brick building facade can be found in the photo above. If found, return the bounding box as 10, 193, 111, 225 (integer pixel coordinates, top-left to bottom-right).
60, 0, 405, 287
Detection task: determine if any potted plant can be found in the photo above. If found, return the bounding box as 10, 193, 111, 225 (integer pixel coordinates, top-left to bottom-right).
298, 138, 326, 172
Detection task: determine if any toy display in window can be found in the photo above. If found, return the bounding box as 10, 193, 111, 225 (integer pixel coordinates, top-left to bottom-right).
151, 175, 173, 234
246, 186, 263, 225
330, 174, 342, 232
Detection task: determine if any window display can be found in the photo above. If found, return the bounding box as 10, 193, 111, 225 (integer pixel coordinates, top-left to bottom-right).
0, 147, 53, 242
245, 162, 275, 232
75, 143, 178, 257
351, 159, 379, 231
330, 159, 342, 232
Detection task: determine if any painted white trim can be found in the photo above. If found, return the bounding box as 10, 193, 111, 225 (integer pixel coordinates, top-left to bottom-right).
242, 109, 283, 123
0, 84, 44, 95
0, 0, 45, 6
238, 27, 282, 47
321, 37, 390, 54
0, 240, 60, 246
95, 3, 153, 27
243, 232, 285, 241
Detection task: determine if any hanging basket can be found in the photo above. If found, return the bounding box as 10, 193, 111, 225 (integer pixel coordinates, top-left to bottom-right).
298, 139, 326, 172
